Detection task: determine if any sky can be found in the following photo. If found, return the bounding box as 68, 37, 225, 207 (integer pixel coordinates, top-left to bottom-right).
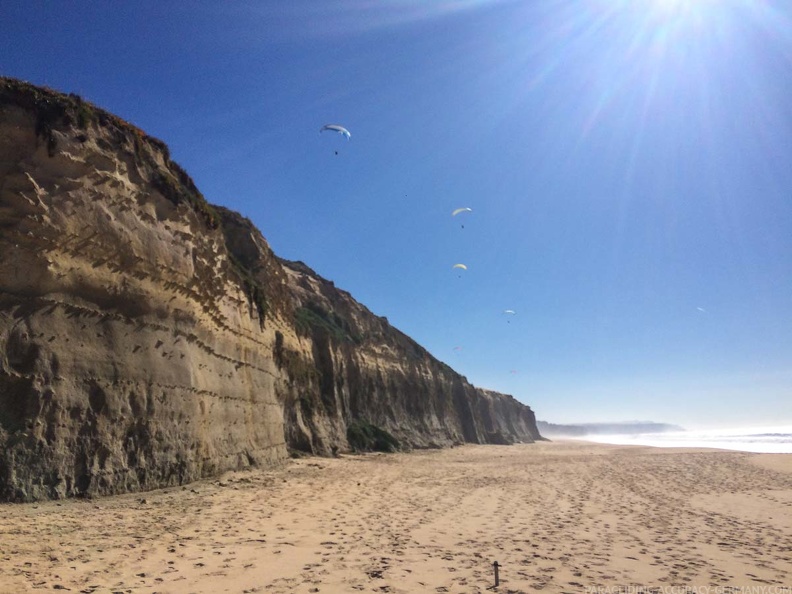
2, 0, 791, 428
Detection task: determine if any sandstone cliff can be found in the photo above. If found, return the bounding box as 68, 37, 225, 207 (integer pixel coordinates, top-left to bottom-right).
0, 78, 541, 502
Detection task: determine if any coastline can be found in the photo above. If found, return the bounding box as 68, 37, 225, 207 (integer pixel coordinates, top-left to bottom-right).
1, 441, 791, 593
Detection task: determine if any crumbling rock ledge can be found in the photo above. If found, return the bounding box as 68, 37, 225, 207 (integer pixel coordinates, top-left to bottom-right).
0, 78, 542, 502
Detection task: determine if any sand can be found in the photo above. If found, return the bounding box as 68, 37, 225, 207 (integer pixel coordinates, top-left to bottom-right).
1, 442, 791, 594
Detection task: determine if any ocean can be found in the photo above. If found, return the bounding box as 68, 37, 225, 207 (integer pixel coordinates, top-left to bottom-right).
580, 425, 792, 453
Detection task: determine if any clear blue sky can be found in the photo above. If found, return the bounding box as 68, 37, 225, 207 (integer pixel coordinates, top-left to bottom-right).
3, 1, 791, 428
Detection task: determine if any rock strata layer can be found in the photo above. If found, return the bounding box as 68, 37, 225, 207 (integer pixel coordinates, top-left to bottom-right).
0, 78, 541, 501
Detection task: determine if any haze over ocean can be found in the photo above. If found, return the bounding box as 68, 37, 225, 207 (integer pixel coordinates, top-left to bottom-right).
583, 425, 792, 453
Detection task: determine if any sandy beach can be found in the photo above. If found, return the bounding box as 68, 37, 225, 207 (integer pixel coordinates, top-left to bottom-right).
1, 441, 791, 594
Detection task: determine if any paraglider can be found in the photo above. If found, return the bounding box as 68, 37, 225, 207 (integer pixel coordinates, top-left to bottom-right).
452, 264, 467, 270
320, 124, 351, 140
452, 207, 472, 228
504, 309, 516, 323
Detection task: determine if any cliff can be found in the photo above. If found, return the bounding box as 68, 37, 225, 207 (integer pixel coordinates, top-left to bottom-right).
0, 78, 541, 502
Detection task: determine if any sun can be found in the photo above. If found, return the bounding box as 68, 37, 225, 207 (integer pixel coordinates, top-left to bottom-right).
653, 0, 693, 9
650, 0, 709, 17
642, 0, 717, 36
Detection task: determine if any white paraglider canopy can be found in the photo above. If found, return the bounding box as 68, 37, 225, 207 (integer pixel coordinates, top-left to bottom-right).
320, 124, 351, 140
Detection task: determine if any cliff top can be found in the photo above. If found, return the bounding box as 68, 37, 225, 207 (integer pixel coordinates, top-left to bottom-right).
0, 76, 218, 230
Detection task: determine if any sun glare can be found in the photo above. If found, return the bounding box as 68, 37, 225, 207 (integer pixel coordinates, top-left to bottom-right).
649, 0, 715, 22
652, 0, 699, 12
654, 0, 690, 9
645, 0, 719, 32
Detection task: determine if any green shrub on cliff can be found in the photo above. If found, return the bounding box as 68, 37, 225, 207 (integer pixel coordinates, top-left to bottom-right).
346, 421, 400, 453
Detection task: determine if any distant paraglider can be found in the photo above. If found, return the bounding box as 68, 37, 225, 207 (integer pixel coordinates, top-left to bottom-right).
320, 124, 351, 155
452, 264, 467, 271
452, 207, 472, 228
504, 309, 516, 323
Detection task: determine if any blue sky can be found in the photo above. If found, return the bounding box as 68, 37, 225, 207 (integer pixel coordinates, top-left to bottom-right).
3, 0, 791, 428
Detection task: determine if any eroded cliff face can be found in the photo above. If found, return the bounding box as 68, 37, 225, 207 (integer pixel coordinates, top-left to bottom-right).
0, 78, 540, 501
270, 257, 541, 454
0, 80, 288, 501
